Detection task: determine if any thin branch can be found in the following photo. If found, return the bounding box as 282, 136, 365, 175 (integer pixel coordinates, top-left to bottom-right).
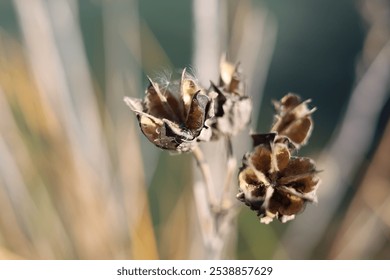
192, 146, 218, 208
220, 136, 237, 208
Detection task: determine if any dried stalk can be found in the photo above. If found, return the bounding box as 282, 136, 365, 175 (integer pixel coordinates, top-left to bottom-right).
192, 146, 218, 208
10, 0, 157, 259
220, 137, 237, 208
191, 0, 276, 258
102, 0, 159, 259
328, 118, 390, 258
191, 143, 237, 259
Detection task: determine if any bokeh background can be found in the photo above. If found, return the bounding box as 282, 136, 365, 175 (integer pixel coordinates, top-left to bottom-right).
1, 0, 389, 259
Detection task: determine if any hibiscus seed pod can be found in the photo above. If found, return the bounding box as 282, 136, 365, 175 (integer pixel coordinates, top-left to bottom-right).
209, 56, 252, 138
237, 133, 320, 224
271, 93, 317, 149
237, 92, 320, 224
124, 70, 216, 152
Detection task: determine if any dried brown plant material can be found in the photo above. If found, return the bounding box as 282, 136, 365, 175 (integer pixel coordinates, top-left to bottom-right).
271, 93, 316, 149
237, 93, 320, 224
237, 133, 320, 224
208, 56, 252, 138
124, 69, 215, 152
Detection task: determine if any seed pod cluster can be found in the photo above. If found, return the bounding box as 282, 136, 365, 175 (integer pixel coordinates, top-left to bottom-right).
237, 94, 320, 224
124, 59, 321, 225
124, 57, 253, 152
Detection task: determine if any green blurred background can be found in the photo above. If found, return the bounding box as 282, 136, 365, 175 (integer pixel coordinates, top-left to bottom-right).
1, 0, 389, 259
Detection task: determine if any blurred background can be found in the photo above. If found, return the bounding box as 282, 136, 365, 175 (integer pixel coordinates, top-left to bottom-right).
0, 0, 389, 259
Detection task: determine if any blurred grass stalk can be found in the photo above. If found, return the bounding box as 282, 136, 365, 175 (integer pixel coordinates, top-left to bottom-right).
328, 111, 390, 258
101, 0, 158, 259
0, 0, 158, 259
326, 0, 390, 259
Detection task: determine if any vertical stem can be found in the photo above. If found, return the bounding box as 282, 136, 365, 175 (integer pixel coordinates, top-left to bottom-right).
221, 136, 237, 208
192, 142, 238, 259
192, 146, 218, 208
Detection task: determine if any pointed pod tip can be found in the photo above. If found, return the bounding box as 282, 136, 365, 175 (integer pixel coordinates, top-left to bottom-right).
123, 96, 134, 107
181, 68, 187, 81
146, 75, 153, 84
123, 96, 143, 112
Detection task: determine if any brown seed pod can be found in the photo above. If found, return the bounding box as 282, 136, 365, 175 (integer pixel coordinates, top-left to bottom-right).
208, 56, 252, 138
237, 130, 320, 224
124, 70, 215, 152
271, 93, 316, 149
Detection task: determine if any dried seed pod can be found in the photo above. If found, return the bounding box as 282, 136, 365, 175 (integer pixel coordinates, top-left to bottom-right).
237, 133, 320, 224
124, 70, 215, 152
208, 56, 252, 138
271, 93, 316, 149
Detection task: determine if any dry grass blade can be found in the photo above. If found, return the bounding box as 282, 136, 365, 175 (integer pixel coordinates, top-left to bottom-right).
328, 118, 390, 259
230, 0, 277, 129
0, 36, 77, 258
0, 132, 36, 259
0, 0, 159, 259
102, 0, 158, 259
13, 0, 119, 258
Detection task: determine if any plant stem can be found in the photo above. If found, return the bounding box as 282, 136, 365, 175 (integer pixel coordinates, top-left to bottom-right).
192, 145, 218, 208
221, 136, 236, 208
192, 141, 239, 259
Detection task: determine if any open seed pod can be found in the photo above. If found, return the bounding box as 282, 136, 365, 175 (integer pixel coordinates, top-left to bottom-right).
208, 56, 252, 138
237, 133, 320, 224
271, 93, 316, 149
124, 69, 215, 152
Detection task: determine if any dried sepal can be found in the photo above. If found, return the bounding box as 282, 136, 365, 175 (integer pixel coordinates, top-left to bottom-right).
237, 132, 320, 224
219, 54, 242, 94
209, 56, 252, 138
124, 70, 215, 152
271, 93, 316, 148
